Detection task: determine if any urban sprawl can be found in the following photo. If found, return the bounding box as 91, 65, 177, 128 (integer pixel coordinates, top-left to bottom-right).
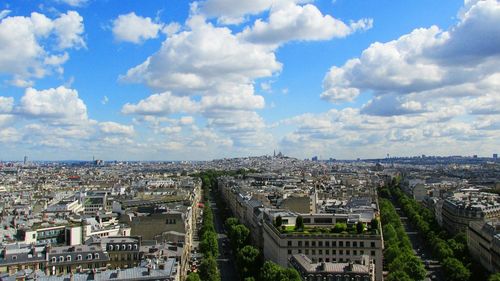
0, 154, 499, 281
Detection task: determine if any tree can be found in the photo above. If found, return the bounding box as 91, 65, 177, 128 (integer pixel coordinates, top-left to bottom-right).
200, 255, 221, 281
332, 222, 347, 233
229, 224, 250, 250
260, 261, 301, 281
370, 218, 379, 230
386, 270, 412, 281
489, 273, 500, 281
356, 221, 365, 234
275, 215, 282, 227
186, 272, 201, 281
295, 216, 304, 231
442, 257, 471, 281
200, 231, 219, 258
225, 217, 239, 229
237, 245, 260, 279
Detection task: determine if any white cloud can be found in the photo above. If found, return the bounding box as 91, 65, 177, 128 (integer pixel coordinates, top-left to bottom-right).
0, 11, 85, 82
196, 0, 272, 25
0, 10, 11, 20
112, 12, 163, 44
122, 92, 199, 115
55, 0, 89, 7
99, 122, 134, 136
18, 86, 89, 124
101, 96, 109, 105
240, 2, 372, 45
0, 96, 14, 113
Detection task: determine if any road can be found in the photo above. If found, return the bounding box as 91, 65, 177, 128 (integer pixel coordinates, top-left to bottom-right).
209, 190, 239, 281
395, 206, 443, 281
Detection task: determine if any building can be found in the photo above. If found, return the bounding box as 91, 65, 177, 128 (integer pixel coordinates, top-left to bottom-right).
290, 254, 374, 281
442, 192, 500, 233
467, 221, 500, 273
262, 212, 383, 281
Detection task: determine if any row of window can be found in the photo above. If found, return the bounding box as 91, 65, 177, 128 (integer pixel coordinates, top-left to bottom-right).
108, 244, 138, 251
287, 249, 376, 257
287, 240, 377, 248
50, 253, 100, 263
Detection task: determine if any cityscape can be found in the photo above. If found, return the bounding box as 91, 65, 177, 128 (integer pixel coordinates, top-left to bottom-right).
0, 0, 500, 281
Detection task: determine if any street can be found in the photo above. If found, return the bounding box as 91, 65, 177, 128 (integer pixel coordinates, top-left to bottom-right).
395, 207, 443, 281
209, 191, 239, 281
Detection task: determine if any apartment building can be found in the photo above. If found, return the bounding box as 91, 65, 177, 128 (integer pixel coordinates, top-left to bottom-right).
442, 192, 500, 233
467, 220, 500, 273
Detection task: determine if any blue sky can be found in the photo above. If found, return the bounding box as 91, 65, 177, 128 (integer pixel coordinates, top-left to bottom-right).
0, 0, 499, 161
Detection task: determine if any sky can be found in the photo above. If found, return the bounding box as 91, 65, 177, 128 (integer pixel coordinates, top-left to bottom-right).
0, 0, 499, 161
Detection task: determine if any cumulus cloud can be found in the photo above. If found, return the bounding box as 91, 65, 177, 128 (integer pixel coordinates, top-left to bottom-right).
18, 86, 89, 124
122, 92, 199, 115
99, 121, 134, 136
321, 0, 500, 110
0, 96, 14, 113
240, 2, 372, 45
112, 12, 163, 44
55, 0, 89, 7
0, 11, 85, 83
196, 0, 272, 24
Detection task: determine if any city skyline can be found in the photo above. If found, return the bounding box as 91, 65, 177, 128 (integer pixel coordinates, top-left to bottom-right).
0, 0, 499, 161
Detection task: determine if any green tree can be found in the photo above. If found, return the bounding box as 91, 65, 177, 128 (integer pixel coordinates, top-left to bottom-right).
225, 217, 239, 229
295, 216, 304, 231
199, 255, 221, 281
356, 221, 365, 234
332, 222, 347, 233
237, 245, 260, 279
200, 231, 219, 258
386, 270, 412, 281
442, 257, 471, 281
260, 261, 300, 281
275, 215, 282, 227
229, 224, 250, 250
370, 218, 379, 230
489, 273, 500, 281
186, 272, 201, 281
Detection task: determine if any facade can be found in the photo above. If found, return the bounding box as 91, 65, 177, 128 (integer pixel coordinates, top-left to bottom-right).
467, 221, 500, 273
442, 192, 500, 233
263, 221, 383, 281
290, 254, 374, 281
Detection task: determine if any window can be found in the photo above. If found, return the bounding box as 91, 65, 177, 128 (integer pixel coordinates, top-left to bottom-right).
370, 242, 375, 248
109, 245, 113, 251
12, 255, 17, 260
121, 245, 126, 250
332, 241, 336, 247
134, 244, 138, 250
371, 251, 376, 256
305, 241, 309, 247
333, 250, 336, 255
353, 250, 357, 255
312, 250, 315, 255
325, 241, 330, 247
339, 241, 343, 247
288, 241, 292, 246
305, 249, 309, 255
346, 250, 350, 255
94, 253, 99, 259
318, 241, 323, 247
339, 250, 343, 255
59, 256, 64, 262
346, 241, 350, 247
353, 241, 357, 247
298, 249, 302, 254
319, 250, 322, 255
128, 245, 132, 250
77, 255, 82, 261
360, 250, 364, 255
326, 250, 329, 255
360, 242, 365, 247
87, 254, 93, 260
312, 241, 316, 247
288, 250, 292, 255
66, 256, 71, 261
298, 241, 303, 247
